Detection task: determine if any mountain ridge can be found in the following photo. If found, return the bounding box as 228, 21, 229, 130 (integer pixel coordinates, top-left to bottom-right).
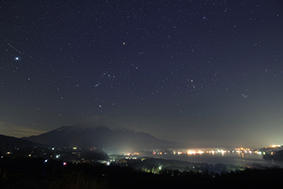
23, 126, 175, 153
0, 134, 42, 152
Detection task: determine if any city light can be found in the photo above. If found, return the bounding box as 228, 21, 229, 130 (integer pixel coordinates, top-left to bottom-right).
270, 145, 281, 148
186, 149, 204, 155
150, 147, 268, 158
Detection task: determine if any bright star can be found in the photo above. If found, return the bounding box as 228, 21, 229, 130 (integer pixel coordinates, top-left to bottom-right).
14, 56, 20, 61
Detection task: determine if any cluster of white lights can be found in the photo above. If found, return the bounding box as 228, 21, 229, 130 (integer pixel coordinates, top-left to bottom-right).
187, 150, 204, 155
152, 146, 278, 157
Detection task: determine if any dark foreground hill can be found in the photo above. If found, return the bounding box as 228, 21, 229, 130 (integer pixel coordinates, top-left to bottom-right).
24, 126, 174, 153
1, 158, 283, 188
0, 135, 41, 152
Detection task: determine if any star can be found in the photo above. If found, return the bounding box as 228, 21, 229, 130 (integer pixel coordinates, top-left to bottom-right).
93, 82, 101, 88
14, 56, 20, 62
241, 93, 249, 99
98, 104, 103, 111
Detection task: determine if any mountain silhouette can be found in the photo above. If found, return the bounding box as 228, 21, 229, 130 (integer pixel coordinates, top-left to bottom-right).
0, 134, 41, 152
24, 126, 174, 153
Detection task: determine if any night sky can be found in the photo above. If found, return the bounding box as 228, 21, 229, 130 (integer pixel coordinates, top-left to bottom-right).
1, 0, 283, 147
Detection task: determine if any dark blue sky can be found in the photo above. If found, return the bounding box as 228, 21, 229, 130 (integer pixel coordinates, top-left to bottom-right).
1, 0, 283, 147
